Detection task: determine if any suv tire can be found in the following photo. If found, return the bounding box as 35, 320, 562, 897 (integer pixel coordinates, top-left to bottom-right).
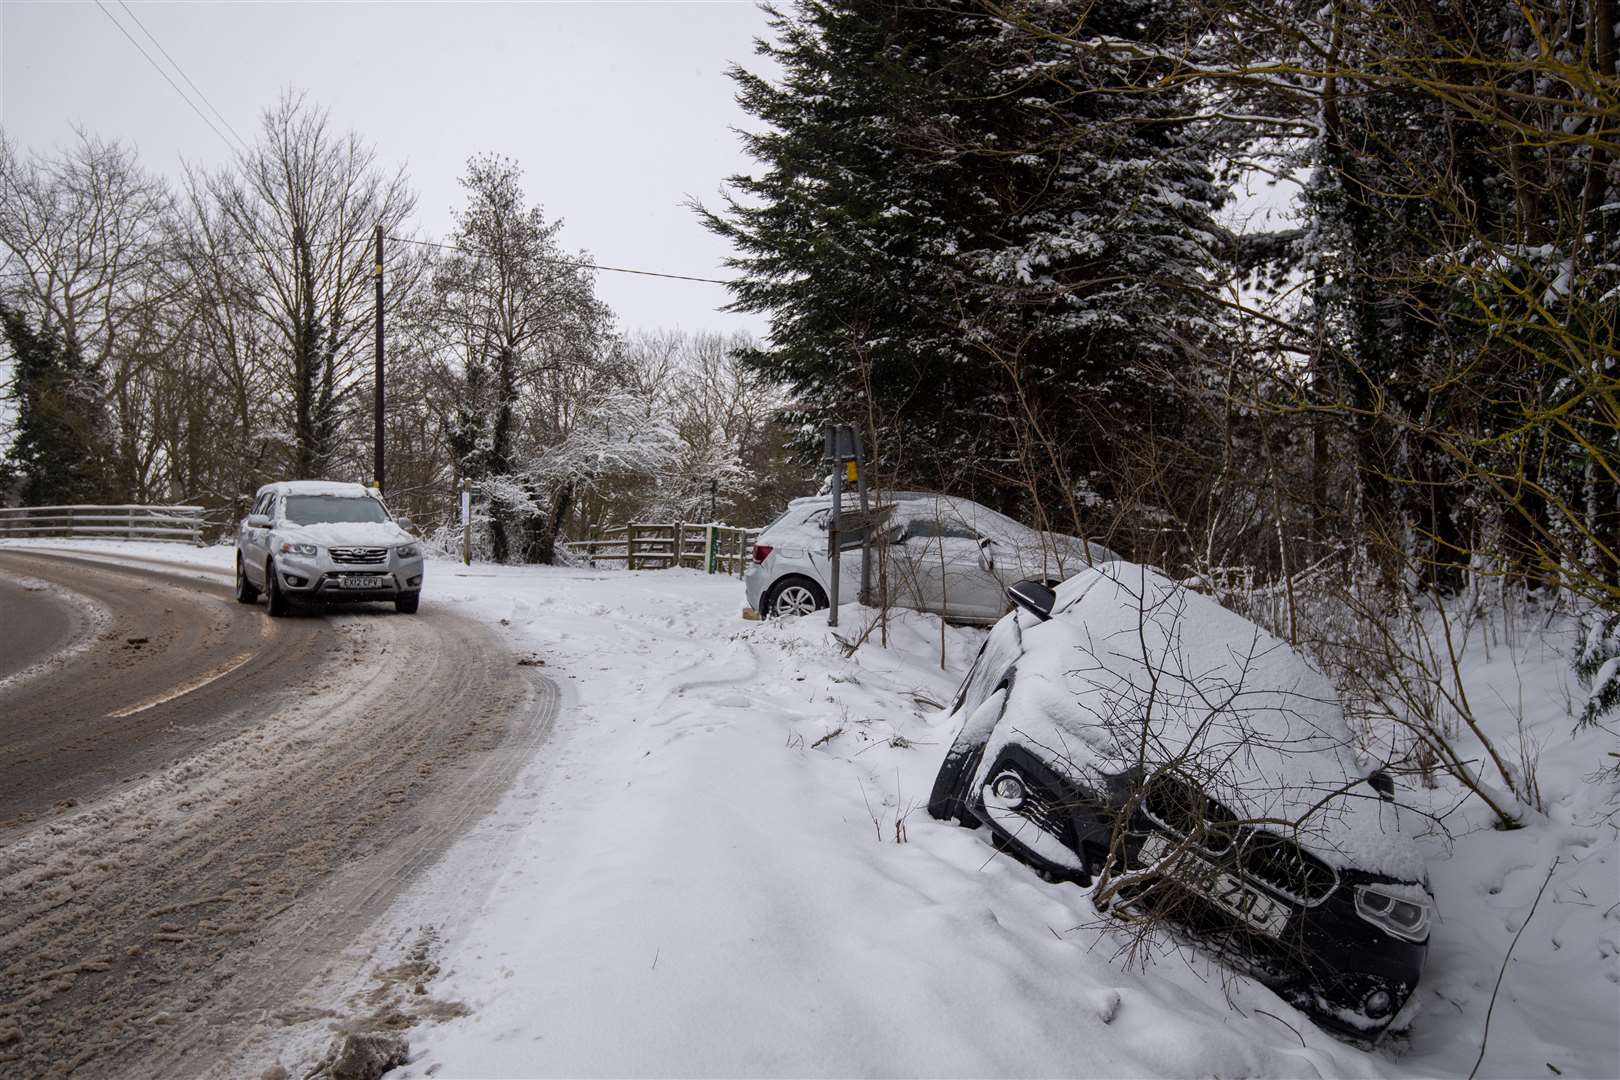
395, 591, 420, 615
235, 555, 260, 604
264, 559, 290, 617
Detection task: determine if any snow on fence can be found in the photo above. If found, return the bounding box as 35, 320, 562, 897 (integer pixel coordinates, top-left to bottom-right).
0, 504, 207, 545
566, 523, 758, 576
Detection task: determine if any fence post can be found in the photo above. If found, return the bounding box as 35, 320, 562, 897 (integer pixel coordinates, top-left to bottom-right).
674, 522, 685, 570
738, 529, 747, 579
628, 523, 641, 571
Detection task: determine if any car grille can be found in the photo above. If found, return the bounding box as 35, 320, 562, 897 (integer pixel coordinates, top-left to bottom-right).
1013, 780, 1077, 847
330, 546, 389, 565
1142, 773, 1338, 904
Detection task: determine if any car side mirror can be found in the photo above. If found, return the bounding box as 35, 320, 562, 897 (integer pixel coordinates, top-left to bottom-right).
1007, 579, 1055, 621
397, 517, 416, 533
246, 514, 271, 529
977, 536, 996, 570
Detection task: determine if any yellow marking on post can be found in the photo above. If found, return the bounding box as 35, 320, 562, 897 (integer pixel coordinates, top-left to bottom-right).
845, 461, 858, 482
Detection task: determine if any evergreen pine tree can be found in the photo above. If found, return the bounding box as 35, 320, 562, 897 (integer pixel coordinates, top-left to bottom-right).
0, 304, 111, 505
698, 0, 1226, 541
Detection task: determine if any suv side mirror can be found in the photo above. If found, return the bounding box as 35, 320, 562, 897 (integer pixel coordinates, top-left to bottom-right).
397, 517, 416, 533
246, 514, 271, 529
1007, 579, 1055, 621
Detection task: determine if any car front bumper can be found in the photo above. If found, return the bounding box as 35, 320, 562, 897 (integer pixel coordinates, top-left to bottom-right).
966, 744, 1428, 1041
275, 553, 425, 601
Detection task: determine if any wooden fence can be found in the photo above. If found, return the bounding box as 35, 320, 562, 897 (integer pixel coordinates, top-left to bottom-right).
566, 523, 757, 576
0, 504, 207, 544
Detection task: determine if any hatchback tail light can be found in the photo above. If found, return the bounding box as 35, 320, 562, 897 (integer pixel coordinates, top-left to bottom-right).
752, 544, 773, 564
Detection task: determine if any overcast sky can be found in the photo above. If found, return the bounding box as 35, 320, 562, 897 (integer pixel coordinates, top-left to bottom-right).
0, 0, 774, 337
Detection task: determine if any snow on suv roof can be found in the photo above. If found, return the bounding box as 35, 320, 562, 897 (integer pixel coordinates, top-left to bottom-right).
255, 480, 378, 498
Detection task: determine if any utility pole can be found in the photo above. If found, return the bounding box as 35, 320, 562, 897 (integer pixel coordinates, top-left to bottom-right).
373, 224, 385, 494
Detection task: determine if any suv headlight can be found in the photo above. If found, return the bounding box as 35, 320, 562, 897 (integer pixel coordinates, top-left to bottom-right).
278, 542, 319, 557
396, 543, 421, 559
1354, 885, 1433, 942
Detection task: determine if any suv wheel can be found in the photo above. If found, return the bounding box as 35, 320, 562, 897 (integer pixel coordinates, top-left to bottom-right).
235, 555, 260, 604
395, 591, 420, 615
264, 559, 290, 617
764, 576, 827, 618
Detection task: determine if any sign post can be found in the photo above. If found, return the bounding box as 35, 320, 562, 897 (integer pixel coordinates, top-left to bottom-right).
460, 485, 472, 566
820, 424, 867, 628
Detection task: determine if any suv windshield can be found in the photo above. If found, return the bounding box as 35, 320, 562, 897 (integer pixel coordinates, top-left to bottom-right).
283, 494, 390, 526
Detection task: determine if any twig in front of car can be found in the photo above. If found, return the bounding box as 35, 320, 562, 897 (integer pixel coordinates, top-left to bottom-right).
857, 776, 882, 842
1255, 1008, 1306, 1048
811, 726, 844, 749
1469, 856, 1560, 1080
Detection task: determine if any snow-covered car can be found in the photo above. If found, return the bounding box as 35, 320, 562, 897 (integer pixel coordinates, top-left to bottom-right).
235, 480, 425, 615
927, 562, 1433, 1042
745, 491, 1116, 624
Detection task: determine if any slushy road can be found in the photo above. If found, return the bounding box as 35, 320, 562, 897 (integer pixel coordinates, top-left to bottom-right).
0, 547, 555, 1079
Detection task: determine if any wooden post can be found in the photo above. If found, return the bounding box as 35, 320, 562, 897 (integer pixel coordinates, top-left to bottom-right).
628, 524, 641, 571
674, 522, 685, 570
738, 529, 747, 579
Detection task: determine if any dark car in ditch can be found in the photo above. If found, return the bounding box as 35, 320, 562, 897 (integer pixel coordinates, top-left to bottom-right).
927, 562, 1434, 1042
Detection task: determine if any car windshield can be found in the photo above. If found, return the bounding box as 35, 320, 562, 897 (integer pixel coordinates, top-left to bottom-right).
283, 494, 390, 526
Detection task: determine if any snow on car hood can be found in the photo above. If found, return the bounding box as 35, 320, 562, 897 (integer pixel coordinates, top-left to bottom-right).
978, 561, 1427, 882
283, 521, 414, 547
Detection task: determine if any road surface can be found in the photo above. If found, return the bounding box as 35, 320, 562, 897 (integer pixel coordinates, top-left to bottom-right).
0, 547, 555, 1079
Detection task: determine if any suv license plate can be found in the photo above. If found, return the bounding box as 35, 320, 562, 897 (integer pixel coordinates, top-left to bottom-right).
1138, 833, 1289, 936
340, 574, 386, 589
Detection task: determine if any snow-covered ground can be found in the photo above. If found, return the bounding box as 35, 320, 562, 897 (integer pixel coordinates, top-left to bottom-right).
7, 540, 1617, 1078
396, 556, 1620, 1079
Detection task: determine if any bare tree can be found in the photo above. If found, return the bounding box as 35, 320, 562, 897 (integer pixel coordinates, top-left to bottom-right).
425, 154, 612, 562
0, 129, 180, 498
181, 92, 420, 480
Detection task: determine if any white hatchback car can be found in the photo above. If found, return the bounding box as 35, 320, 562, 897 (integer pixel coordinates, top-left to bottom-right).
744, 491, 1115, 624
236, 480, 426, 616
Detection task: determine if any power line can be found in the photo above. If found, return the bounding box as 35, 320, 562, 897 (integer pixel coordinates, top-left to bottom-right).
115, 0, 250, 152
92, 0, 239, 158
387, 235, 733, 286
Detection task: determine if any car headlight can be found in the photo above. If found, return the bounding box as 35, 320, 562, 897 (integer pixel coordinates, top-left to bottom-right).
1354, 885, 1433, 942
278, 542, 319, 557
396, 543, 421, 559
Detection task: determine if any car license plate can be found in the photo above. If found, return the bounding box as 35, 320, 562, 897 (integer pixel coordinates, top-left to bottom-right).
1138, 833, 1289, 936
340, 574, 386, 589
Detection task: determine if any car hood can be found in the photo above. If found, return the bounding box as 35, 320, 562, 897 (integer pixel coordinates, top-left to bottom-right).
282, 521, 414, 548
976, 561, 1426, 882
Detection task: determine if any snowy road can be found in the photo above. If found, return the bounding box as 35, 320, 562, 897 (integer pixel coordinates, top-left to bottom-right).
0, 548, 557, 1079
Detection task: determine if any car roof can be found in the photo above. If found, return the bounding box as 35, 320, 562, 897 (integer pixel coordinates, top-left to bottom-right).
254, 480, 379, 499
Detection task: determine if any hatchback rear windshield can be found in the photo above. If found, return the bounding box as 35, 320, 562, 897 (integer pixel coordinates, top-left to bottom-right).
283, 494, 391, 525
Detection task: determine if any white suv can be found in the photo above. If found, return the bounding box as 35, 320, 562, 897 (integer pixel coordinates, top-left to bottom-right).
744, 491, 1116, 624
235, 480, 426, 615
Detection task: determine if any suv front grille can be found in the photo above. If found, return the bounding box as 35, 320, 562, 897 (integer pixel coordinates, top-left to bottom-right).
330, 546, 388, 564
1142, 773, 1338, 904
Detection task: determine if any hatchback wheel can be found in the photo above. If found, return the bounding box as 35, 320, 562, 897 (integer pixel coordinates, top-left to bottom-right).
765, 576, 827, 618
